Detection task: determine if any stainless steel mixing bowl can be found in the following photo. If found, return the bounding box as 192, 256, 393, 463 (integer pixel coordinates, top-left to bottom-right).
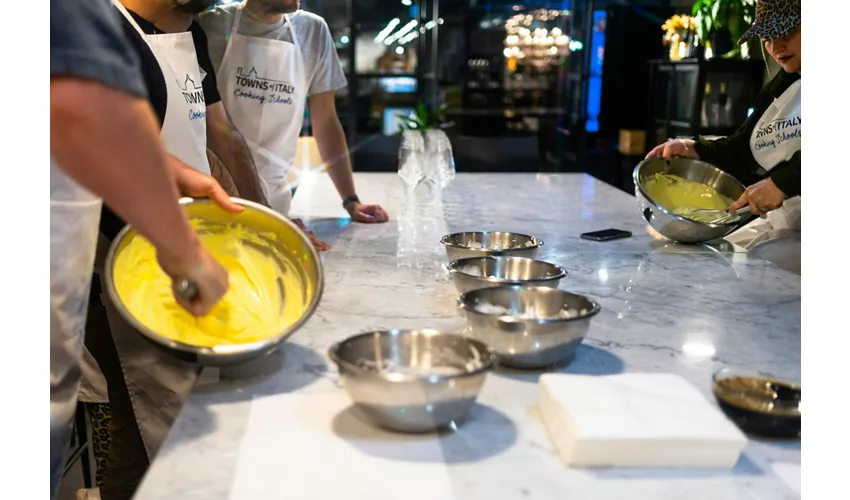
441, 231, 543, 261
328, 329, 496, 433
634, 157, 756, 244
447, 256, 567, 295
458, 286, 600, 369
104, 197, 324, 366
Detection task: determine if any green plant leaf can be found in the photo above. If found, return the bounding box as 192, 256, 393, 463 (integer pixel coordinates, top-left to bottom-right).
691, 0, 703, 17
397, 114, 423, 129
721, 46, 741, 59
415, 102, 429, 125
711, 0, 721, 26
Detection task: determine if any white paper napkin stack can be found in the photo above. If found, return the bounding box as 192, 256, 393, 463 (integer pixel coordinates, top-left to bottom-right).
539, 373, 748, 469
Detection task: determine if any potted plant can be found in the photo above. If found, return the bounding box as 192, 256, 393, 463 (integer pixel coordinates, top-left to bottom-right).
691, 0, 757, 59
397, 101, 450, 133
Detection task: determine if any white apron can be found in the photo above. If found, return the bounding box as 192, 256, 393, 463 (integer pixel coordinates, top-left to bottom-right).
217, 3, 308, 216
50, 160, 102, 499
116, 2, 210, 174
79, 3, 213, 462
726, 79, 801, 273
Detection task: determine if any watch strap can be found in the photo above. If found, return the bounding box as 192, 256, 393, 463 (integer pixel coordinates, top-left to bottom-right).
342, 195, 360, 209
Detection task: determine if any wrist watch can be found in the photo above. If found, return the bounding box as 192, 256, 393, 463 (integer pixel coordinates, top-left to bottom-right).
342, 194, 360, 209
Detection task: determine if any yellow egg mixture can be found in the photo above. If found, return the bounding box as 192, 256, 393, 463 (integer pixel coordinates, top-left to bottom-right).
113, 225, 308, 347
643, 173, 733, 217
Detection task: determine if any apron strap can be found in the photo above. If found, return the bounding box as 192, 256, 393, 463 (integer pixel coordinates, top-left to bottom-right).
283, 13, 302, 52
114, 1, 146, 38
221, 1, 248, 70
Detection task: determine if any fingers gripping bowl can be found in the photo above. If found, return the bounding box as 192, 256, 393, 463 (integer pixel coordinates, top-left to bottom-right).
104, 198, 324, 366
634, 157, 756, 244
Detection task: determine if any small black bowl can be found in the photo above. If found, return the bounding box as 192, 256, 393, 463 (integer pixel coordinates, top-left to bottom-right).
712, 368, 800, 439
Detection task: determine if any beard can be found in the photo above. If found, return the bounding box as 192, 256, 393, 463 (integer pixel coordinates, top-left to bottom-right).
173, 0, 216, 14
256, 0, 300, 14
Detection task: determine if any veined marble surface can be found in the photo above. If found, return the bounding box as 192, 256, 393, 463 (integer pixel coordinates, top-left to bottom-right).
135, 173, 801, 500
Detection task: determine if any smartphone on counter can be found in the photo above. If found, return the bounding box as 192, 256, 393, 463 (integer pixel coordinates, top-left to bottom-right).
580, 229, 633, 242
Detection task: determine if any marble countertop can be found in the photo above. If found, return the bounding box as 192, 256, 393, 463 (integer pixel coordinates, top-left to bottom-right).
135, 173, 801, 500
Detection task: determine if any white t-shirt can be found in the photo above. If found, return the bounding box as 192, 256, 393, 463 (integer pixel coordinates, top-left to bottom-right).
198, 5, 347, 97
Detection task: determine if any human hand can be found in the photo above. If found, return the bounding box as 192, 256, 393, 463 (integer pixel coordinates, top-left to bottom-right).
291, 218, 332, 252
157, 243, 229, 316
645, 139, 699, 161
728, 177, 787, 217
169, 156, 243, 214
346, 202, 390, 223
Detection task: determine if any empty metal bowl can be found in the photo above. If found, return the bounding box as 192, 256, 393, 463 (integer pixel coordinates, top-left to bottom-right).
458, 286, 600, 369
441, 231, 543, 261
447, 256, 567, 295
328, 329, 496, 433
104, 197, 324, 366
634, 157, 756, 244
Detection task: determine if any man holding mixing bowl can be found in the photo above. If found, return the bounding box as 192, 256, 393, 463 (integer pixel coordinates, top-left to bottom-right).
646, 0, 801, 274
50, 0, 238, 497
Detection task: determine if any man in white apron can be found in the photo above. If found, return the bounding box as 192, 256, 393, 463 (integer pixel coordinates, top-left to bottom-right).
199, 0, 389, 229
76, 1, 265, 499
51, 1, 230, 498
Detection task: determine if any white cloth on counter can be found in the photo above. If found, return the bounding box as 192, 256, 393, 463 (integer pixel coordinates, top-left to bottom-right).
539, 373, 748, 469
230, 393, 455, 499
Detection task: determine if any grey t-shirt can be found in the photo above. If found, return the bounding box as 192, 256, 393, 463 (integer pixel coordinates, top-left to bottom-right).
51, 0, 146, 97
198, 5, 347, 96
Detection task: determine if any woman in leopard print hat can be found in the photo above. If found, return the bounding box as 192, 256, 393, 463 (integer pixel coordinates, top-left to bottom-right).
646, 0, 801, 274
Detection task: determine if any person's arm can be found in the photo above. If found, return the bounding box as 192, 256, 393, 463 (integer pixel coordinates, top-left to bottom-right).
693, 71, 800, 184
205, 102, 269, 205
51, 78, 227, 315
305, 17, 388, 222
726, 150, 800, 217
310, 91, 355, 198
205, 149, 240, 197
767, 150, 801, 198
310, 91, 389, 222
691, 104, 768, 185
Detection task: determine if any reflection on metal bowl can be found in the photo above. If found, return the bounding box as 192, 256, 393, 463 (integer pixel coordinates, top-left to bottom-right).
104, 198, 324, 366
441, 231, 542, 261
633, 157, 756, 244
458, 286, 601, 369
447, 256, 567, 295
329, 329, 496, 433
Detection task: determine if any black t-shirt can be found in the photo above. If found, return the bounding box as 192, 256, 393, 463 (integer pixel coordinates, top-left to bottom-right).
100, 8, 222, 241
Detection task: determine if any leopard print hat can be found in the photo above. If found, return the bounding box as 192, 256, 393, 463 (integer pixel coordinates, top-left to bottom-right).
738, 0, 801, 44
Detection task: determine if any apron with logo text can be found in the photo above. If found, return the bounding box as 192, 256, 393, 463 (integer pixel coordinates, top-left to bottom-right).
726, 79, 801, 273
117, 2, 209, 174
217, 2, 308, 216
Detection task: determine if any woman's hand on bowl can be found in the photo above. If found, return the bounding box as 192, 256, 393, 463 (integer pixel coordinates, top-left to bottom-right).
728, 178, 787, 216
645, 139, 699, 161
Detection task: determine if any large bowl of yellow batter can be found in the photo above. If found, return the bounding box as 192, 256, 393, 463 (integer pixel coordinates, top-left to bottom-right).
633, 157, 756, 244
103, 198, 324, 366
